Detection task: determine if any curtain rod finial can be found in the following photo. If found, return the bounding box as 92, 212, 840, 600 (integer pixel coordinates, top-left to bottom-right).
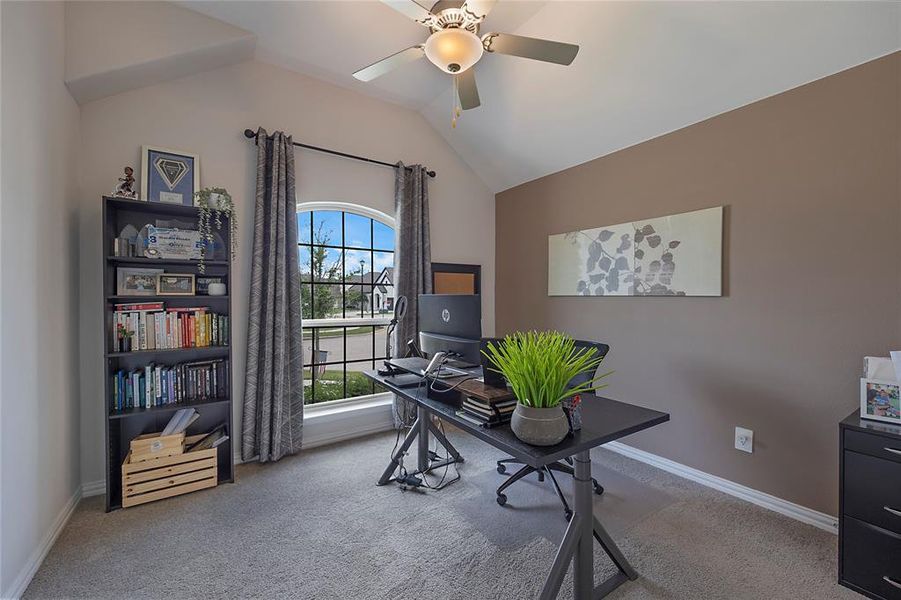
244, 128, 257, 139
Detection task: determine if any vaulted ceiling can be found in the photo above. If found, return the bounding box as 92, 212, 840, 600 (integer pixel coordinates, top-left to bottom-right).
180, 2, 901, 191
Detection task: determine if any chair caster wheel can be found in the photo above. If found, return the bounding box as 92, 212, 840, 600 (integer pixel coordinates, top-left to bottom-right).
564, 509, 573, 521
538, 471, 545, 482
496, 494, 507, 506
497, 464, 506, 474
593, 482, 604, 495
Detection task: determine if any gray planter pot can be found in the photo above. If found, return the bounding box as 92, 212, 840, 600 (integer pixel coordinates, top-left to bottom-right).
510, 404, 569, 446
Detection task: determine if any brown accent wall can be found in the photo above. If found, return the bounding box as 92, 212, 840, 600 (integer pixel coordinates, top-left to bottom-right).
495, 52, 900, 515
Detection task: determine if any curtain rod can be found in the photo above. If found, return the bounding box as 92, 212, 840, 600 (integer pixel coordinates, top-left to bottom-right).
243, 129, 436, 178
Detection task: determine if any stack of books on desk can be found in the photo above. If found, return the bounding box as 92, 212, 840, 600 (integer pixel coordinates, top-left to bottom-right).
460, 396, 516, 428
454, 378, 516, 428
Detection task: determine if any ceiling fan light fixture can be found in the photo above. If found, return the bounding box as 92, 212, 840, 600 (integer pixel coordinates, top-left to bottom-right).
424, 28, 483, 74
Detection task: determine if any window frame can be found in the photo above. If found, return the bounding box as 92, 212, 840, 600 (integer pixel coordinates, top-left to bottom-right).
298, 201, 396, 408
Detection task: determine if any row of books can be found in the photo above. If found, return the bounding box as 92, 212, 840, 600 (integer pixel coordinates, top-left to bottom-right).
111, 358, 229, 411
112, 301, 228, 352
457, 395, 516, 428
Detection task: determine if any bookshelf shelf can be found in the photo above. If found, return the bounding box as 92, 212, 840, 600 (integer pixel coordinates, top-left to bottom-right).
109, 397, 230, 420
107, 295, 229, 302
107, 256, 229, 267
102, 196, 234, 511
105, 345, 229, 359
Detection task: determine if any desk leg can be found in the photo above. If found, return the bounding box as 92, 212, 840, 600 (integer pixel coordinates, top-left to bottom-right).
539, 514, 581, 600
377, 406, 465, 486
537, 450, 638, 599
593, 516, 638, 581
572, 451, 594, 600
377, 413, 422, 486
428, 419, 463, 463
417, 405, 430, 473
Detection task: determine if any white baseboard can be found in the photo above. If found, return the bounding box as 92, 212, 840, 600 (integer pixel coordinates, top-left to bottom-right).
603, 441, 838, 534
3, 485, 81, 600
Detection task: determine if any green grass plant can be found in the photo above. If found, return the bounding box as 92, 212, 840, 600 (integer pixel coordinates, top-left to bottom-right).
482, 331, 611, 408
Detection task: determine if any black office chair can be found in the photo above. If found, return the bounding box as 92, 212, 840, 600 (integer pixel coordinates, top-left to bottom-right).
490, 339, 609, 520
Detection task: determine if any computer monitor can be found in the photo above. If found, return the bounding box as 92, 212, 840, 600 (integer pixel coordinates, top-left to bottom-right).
418, 294, 481, 367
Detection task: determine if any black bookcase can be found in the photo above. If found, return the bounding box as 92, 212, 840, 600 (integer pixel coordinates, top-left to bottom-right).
102, 196, 234, 511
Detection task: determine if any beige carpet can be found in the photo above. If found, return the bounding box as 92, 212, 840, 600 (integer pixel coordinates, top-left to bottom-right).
25, 430, 855, 599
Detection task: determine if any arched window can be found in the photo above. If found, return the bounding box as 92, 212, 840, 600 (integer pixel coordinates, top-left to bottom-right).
297, 202, 395, 405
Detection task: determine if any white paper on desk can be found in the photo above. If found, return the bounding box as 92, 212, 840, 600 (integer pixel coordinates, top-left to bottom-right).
890, 351, 901, 383
864, 356, 897, 380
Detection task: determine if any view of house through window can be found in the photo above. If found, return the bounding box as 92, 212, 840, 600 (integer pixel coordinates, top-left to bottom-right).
298, 205, 394, 404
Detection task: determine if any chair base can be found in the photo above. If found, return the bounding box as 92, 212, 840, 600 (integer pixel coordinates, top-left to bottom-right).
496, 457, 604, 519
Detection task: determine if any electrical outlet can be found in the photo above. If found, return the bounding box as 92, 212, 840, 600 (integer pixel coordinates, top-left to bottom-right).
735, 427, 753, 453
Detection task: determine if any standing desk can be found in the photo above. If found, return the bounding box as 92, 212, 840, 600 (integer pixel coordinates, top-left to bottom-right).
364, 369, 669, 599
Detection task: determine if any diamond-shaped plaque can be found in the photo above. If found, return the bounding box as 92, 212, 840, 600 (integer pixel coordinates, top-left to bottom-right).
154, 157, 188, 191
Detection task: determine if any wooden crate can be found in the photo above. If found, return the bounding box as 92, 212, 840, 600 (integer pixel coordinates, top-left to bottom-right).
130, 431, 185, 463
122, 437, 217, 508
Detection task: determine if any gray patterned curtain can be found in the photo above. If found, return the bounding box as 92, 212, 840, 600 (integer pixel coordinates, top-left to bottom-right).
393, 162, 432, 427
242, 127, 304, 462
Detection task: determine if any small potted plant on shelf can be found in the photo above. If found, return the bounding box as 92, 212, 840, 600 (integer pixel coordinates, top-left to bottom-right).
193, 187, 237, 273
117, 323, 133, 353
483, 331, 611, 446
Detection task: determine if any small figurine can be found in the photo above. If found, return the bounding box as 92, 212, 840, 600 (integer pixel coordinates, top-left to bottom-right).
112, 166, 138, 199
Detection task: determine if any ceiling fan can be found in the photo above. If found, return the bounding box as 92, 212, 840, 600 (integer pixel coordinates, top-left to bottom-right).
353, 0, 579, 120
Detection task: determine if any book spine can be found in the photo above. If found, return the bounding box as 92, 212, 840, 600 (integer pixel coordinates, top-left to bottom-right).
144, 364, 152, 407
117, 371, 124, 411
114, 303, 163, 312
137, 313, 145, 351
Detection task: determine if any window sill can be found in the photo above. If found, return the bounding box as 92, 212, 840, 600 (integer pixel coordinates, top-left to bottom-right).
305, 392, 393, 416
302, 392, 394, 449
304, 317, 392, 327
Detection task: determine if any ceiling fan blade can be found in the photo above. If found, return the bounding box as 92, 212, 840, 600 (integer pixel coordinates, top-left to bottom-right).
353, 46, 425, 82
462, 0, 496, 21
482, 33, 579, 65
381, 0, 436, 26
456, 69, 480, 110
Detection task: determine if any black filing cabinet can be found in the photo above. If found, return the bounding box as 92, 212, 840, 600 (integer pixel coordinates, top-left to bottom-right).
839, 411, 901, 599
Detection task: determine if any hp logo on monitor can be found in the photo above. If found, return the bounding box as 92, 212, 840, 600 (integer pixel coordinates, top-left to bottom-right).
441, 308, 451, 323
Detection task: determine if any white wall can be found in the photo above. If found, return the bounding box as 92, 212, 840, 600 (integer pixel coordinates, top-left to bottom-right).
0, 2, 82, 597
64, 1, 254, 104
77, 59, 496, 487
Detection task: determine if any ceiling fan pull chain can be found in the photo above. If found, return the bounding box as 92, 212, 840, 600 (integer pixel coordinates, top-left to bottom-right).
452, 76, 459, 128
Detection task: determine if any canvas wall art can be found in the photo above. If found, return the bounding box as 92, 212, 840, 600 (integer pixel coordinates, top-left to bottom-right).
548, 206, 723, 297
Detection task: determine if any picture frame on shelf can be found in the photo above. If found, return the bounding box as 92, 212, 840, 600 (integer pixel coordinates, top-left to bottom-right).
116, 267, 164, 296
860, 378, 901, 425
140, 145, 200, 205
157, 274, 196, 296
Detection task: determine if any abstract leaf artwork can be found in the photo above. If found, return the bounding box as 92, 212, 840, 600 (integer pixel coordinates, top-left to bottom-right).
548, 206, 722, 297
